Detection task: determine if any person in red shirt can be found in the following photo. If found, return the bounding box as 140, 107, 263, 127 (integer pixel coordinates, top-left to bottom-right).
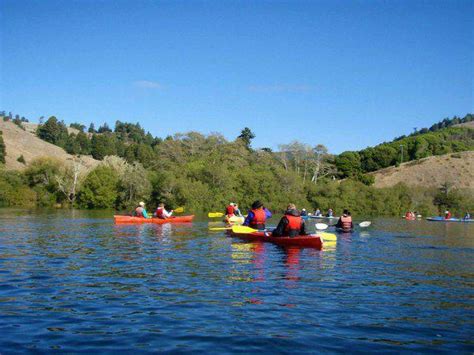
444, 210, 452, 219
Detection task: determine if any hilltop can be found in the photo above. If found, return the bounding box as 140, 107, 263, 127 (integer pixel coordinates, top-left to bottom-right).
0, 120, 98, 171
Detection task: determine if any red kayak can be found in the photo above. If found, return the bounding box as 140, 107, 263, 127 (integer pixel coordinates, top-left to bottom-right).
114, 215, 194, 224
230, 231, 323, 249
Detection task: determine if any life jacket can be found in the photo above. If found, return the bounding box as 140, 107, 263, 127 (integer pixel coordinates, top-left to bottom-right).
445, 212, 452, 219
226, 205, 235, 217
284, 214, 302, 237
340, 215, 352, 231
156, 207, 166, 219
249, 209, 266, 229
135, 206, 144, 218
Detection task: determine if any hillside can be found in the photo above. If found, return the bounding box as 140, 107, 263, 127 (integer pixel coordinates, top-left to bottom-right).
371, 151, 474, 189
0, 120, 99, 171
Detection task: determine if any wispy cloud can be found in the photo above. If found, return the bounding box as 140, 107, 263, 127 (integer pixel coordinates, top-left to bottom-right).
133, 80, 163, 89
248, 84, 314, 93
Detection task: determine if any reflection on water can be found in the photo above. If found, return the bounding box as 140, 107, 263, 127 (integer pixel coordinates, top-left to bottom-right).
0, 209, 472, 352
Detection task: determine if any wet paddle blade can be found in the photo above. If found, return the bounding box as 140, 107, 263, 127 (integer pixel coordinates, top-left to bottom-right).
174, 207, 184, 213
315, 223, 329, 230
359, 221, 371, 228
231, 225, 258, 234
209, 227, 232, 231
208, 212, 224, 218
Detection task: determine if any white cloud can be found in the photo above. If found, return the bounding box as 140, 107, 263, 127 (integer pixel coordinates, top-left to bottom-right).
133, 80, 163, 89
248, 84, 314, 93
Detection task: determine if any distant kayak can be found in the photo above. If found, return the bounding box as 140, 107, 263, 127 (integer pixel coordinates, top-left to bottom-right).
230, 230, 329, 249
309, 216, 339, 220
114, 215, 195, 224
426, 217, 474, 223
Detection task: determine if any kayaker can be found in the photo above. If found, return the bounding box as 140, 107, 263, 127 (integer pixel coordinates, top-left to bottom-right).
464, 212, 471, 220
272, 204, 307, 237
225, 203, 235, 218
243, 200, 272, 230
327, 208, 334, 217
444, 210, 452, 220
301, 208, 308, 217
155, 203, 173, 219
314, 208, 322, 217
233, 203, 243, 217
335, 209, 353, 232
134, 201, 149, 218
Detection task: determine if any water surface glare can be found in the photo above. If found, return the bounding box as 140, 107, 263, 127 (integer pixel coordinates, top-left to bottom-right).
0, 210, 473, 353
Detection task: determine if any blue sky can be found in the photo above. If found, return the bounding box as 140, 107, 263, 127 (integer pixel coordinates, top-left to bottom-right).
1, 0, 472, 153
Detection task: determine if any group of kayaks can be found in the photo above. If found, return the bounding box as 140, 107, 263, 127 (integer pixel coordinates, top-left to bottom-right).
113, 213, 335, 249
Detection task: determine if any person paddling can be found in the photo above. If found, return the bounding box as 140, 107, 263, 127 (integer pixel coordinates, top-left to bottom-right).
444, 210, 452, 220
300, 208, 308, 217
464, 212, 471, 220
327, 208, 334, 217
225, 203, 235, 218
134, 201, 149, 218
272, 204, 307, 237
335, 209, 353, 232
243, 200, 272, 230
233, 203, 243, 217
155, 203, 173, 219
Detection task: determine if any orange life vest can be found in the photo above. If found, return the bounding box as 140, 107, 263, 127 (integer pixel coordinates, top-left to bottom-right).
250, 209, 266, 229
340, 215, 352, 231
284, 214, 302, 237
156, 207, 165, 219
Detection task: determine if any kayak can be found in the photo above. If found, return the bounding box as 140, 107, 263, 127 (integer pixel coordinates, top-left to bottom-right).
309, 216, 339, 220
114, 215, 195, 224
230, 230, 325, 249
426, 217, 474, 223
225, 216, 245, 224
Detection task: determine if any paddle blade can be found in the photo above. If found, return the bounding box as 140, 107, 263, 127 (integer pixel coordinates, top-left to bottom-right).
174, 207, 184, 213
315, 223, 329, 230
231, 225, 258, 234
319, 232, 337, 241
209, 227, 232, 231
208, 212, 224, 218
359, 221, 371, 228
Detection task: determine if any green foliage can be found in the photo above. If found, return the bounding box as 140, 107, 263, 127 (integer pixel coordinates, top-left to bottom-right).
36, 116, 69, 147
91, 133, 117, 160
335, 151, 361, 178
78, 166, 119, 208
0, 131, 6, 164
237, 127, 255, 149
0, 170, 37, 207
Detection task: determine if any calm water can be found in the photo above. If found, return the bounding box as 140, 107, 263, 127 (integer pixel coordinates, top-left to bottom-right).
0, 210, 473, 353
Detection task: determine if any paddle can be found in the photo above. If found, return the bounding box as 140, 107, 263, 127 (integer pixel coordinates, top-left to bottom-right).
174, 207, 184, 213
208, 212, 224, 218
231, 225, 261, 234
209, 226, 232, 231
315, 221, 371, 230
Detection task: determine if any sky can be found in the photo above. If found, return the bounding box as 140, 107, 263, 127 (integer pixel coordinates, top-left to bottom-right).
1, 0, 472, 153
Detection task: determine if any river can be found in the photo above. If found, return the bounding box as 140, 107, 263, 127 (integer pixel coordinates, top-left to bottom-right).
0, 210, 472, 353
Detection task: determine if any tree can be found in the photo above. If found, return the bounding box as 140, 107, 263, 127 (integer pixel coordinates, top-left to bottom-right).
334, 151, 361, 178
91, 134, 117, 160
97, 123, 112, 133
55, 157, 86, 204
0, 131, 6, 164
237, 127, 255, 149
78, 166, 119, 208
36, 116, 68, 147
88, 123, 96, 133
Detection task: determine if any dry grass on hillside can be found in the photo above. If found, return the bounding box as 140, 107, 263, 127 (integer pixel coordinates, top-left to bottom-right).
371, 151, 474, 189
0, 120, 99, 171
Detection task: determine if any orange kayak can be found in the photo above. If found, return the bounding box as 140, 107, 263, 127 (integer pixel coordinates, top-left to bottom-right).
114, 215, 195, 224
230, 231, 323, 249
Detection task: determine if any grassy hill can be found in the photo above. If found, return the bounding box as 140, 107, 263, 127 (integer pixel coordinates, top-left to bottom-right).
371, 151, 474, 189
0, 120, 98, 171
